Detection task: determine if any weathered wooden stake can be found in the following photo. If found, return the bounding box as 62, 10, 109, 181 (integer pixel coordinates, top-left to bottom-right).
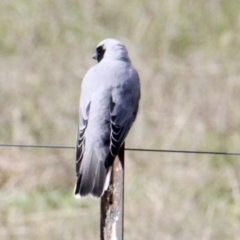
100, 143, 124, 240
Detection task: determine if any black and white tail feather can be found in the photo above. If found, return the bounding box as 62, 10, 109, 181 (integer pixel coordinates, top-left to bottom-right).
74, 38, 140, 198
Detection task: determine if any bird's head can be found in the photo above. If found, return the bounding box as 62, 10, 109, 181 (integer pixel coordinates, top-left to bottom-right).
93, 38, 130, 63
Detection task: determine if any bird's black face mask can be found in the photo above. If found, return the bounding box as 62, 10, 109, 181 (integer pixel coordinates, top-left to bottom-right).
93, 45, 105, 62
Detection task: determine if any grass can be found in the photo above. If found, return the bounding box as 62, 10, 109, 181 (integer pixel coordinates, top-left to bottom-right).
1, 0, 240, 239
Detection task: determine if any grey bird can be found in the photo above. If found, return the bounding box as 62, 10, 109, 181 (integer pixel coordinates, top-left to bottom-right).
74, 38, 140, 198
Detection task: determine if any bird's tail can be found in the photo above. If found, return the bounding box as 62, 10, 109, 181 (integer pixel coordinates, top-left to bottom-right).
74, 150, 111, 198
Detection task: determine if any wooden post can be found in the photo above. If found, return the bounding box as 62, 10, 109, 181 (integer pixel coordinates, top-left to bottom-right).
100, 143, 124, 240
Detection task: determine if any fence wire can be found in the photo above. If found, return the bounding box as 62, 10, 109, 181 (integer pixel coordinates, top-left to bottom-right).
0, 143, 240, 156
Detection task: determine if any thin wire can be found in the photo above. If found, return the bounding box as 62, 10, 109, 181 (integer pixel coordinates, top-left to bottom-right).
0, 143, 74, 149
126, 148, 240, 156
0, 143, 240, 156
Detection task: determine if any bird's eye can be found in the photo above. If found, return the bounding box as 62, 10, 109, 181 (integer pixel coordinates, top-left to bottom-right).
95, 45, 105, 62
96, 46, 103, 53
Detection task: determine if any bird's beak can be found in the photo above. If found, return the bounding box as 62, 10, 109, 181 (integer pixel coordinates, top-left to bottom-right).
92, 53, 97, 60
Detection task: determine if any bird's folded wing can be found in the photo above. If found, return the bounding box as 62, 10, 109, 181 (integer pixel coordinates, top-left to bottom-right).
76, 102, 91, 175
105, 99, 137, 168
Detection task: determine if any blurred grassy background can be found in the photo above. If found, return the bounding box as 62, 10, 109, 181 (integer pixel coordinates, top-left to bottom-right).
1, 0, 240, 239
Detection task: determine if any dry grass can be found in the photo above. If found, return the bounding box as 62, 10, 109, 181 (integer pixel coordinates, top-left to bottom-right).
1, 0, 240, 239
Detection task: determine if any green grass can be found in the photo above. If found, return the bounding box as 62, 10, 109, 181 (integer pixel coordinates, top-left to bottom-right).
6, 189, 77, 212
1, 0, 240, 239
